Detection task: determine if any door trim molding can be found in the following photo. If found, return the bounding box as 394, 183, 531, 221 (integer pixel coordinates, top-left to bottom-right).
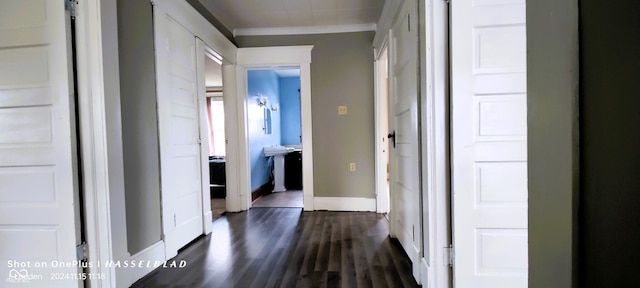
418, 0, 452, 287
235, 46, 315, 211
196, 39, 214, 235
373, 0, 403, 52
75, 0, 120, 287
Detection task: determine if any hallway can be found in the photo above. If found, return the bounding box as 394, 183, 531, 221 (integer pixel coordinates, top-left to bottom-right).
132, 208, 419, 287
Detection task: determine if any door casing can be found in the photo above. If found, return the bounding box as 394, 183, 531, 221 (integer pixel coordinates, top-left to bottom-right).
233, 46, 314, 212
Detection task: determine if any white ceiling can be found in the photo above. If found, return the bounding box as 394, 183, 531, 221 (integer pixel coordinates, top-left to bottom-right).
197, 0, 386, 35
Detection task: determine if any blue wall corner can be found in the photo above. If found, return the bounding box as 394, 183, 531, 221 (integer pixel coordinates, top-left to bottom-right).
247, 70, 281, 191
279, 76, 302, 146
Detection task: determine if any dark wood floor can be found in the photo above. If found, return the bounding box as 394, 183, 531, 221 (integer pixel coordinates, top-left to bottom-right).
252, 190, 303, 208
131, 208, 419, 288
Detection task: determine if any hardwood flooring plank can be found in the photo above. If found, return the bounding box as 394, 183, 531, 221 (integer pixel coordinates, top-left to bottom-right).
327, 216, 342, 273
130, 209, 419, 288
351, 213, 373, 288
246, 210, 299, 288
300, 211, 324, 275
327, 270, 341, 288
385, 238, 420, 288
340, 213, 357, 288
311, 270, 328, 288
313, 216, 333, 272
278, 212, 316, 287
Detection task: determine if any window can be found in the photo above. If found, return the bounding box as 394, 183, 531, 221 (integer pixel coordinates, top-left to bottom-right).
206, 95, 226, 157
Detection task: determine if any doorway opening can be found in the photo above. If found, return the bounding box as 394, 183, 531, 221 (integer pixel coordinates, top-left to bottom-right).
233, 45, 313, 212
203, 52, 227, 220
375, 45, 390, 215
246, 68, 303, 208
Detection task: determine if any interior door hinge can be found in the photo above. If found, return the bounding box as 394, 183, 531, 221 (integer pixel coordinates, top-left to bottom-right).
76, 242, 88, 261
65, 0, 78, 19
444, 244, 454, 267
197, 138, 202, 145
407, 14, 411, 31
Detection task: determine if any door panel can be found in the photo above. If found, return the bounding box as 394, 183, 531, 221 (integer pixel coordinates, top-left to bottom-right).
389, 0, 421, 280
154, 10, 204, 257
0, 0, 82, 287
452, 0, 528, 287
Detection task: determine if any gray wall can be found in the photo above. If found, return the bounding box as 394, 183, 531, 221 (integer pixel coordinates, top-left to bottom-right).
527, 1, 579, 287
236, 32, 376, 198
117, 0, 162, 254
579, 0, 640, 286
529, 0, 640, 287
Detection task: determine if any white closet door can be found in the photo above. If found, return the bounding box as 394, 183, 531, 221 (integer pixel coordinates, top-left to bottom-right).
154, 8, 204, 258
0, 0, 82, 287
451, 0, 528, 287
389, 0, 422, 281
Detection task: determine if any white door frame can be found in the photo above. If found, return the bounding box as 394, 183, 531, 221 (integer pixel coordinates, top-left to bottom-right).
375, 0, 452, 286
418, 0, 452, 287
74, 0, 123, 287
374, 39, 390, 214
233, 46, 314, 211
196, 39, 221, 235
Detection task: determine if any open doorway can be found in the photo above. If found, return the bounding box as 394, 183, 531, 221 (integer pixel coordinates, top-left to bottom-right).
375, 45, 390, 215
246, 68, 303, 208
232, 45, 313, 212
204, 52, 227, 220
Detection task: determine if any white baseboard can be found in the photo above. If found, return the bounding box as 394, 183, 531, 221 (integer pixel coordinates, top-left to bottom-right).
203, 211, 213, 234
313, 197, 376, 211
119, 241, 166, 287
420, 258, 429, 287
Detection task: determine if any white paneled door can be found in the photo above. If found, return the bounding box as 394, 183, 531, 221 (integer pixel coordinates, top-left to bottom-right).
0, 0, 82, 287
154, 9, 204, 258
451, 0, 528, 287
389, 0, 422, 281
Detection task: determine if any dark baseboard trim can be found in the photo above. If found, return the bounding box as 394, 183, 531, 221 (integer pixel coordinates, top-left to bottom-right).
251, 182, 273, 202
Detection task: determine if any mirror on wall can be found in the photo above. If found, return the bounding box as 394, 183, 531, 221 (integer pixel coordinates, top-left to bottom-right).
264, 108, 272, 134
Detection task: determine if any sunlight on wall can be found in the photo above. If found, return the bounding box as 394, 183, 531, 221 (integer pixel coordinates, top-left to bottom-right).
208, 98, 226, 157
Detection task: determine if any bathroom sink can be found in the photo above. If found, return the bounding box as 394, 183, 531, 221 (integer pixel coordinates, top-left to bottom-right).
264, 146, 294, 157
264, 146, 295, 192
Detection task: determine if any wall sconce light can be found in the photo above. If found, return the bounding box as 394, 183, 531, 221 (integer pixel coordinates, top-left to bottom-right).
256, 96, 268, 107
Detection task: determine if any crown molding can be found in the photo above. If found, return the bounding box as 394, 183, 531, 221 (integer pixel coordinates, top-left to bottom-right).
373, 0, 403, 50
233, 23, 377, 37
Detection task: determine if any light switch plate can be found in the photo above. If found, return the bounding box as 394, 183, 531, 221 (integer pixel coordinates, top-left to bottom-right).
338, 105, 348, 115
349, 162, 356, 172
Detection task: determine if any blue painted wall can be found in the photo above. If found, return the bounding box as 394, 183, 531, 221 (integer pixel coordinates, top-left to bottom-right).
247, 70, 281, 191
279, 76, 302, 145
